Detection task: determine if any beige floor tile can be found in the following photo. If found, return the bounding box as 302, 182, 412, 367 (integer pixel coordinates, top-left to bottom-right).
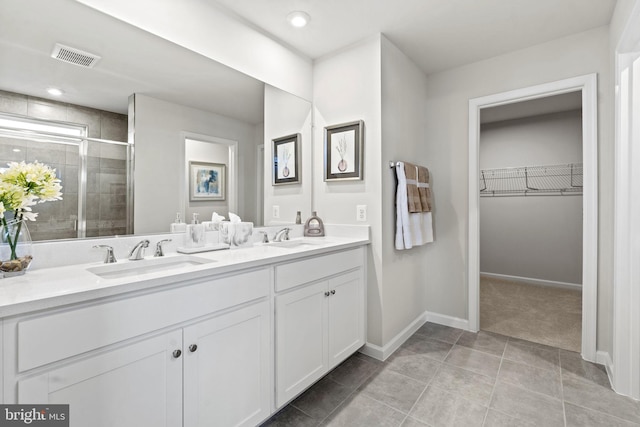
562, 376, 640, 424
409, 385, 487, 427
443, 345, 502, 379
497, 359, 562, 399
489, 382, 564, 427
429, 364, 495, 406
358, 369, 426, 413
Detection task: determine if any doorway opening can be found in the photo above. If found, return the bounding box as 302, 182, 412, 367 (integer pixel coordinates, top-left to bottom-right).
478, 93, 583, 352
468, 74, 598, 361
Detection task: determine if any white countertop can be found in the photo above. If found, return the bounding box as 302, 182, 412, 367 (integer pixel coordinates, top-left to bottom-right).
0, 234, 369, 318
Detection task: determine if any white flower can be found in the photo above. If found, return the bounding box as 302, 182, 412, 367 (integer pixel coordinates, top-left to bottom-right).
0, 160, 62, 221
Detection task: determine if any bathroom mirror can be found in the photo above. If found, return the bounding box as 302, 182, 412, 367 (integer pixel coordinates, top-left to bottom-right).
0, 0, 312, 236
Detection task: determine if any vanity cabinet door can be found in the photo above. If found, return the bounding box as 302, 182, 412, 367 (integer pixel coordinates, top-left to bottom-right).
17, 330, 182, 427
327, 270, 365, 369
275, 281, 328, 407
183, 300, 271, 427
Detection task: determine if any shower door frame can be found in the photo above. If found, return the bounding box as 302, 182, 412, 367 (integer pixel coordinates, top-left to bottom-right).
0, 113, 133, 239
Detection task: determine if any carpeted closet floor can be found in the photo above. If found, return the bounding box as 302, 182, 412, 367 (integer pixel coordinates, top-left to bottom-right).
480, 275, 582, 352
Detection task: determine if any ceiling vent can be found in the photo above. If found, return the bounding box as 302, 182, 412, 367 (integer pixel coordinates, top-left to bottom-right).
51, 43, 101, 68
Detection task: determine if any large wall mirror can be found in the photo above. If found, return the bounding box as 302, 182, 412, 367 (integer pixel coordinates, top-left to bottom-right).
0, 0, 312, 239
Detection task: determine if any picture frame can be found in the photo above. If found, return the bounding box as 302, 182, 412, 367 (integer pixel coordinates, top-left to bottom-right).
189, 161, 226, 201
324, 120, 364, 181
272, 133, 301, 185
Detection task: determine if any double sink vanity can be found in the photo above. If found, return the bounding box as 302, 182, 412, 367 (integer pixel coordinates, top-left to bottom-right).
0, 226, 370, 426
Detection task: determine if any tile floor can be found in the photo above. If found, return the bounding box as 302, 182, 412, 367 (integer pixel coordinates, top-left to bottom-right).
261, 322, 640, 427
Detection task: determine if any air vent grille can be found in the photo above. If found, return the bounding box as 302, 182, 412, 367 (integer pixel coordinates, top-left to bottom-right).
51, 43, 101, 68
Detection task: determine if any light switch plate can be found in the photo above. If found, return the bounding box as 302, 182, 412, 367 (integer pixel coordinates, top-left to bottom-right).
273, 205, 280, 218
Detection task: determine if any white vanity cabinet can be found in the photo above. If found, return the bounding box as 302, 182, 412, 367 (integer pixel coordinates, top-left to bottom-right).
183, 300, 270, 427
18, 329, 184, 427
274, 248, 365, 407
3, 268, 272, 427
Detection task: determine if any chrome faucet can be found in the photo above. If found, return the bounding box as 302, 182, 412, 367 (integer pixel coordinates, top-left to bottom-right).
93, 245, 117, 264
154, 239, 172, 257
273, 227, 290, 242
128, 239, 150, 260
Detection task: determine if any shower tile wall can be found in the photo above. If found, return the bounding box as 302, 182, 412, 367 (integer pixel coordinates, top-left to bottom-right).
0, 90, 128, 240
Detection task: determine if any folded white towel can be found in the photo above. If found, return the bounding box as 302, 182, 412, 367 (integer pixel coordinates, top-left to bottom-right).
395, 162, 434, 250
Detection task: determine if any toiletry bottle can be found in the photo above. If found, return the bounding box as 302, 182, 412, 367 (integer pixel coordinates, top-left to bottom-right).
186, 213, 205, 247
170, 212, 187, 233
296, 211, 302, 224
304, 211, 325, 237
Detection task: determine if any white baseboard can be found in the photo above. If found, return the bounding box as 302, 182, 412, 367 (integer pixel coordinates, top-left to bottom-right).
426, 312, 470, 330
360, 312, 428, 361
596, 350, 614, 385
360, 311, 470, 361
481, 272, 582, 291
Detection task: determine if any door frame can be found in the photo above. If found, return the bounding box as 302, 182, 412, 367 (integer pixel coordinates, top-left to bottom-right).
612, 0, 640, 400
467, 74, 598, 361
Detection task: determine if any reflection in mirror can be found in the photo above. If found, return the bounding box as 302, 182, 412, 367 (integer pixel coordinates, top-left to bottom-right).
0, 0, 312, 238
184, 135, 238, 224
0, 107, 130, 241
264, 85, 313, 226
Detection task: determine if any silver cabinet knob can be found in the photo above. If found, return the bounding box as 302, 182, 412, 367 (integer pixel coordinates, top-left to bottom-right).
189, 344, 198, 353
324, 291, 330, 297
172, 349, 182, 358
331, 290, 336, 295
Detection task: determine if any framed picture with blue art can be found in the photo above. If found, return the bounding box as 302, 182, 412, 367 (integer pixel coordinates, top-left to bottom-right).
189, 161, 226, 201
272, 133, 300, 185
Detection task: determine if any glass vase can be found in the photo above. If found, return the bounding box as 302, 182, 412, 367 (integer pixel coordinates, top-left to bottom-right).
0, 219, 33, 277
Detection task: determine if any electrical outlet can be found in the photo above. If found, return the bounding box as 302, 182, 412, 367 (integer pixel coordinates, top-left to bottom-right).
356, 205, 367, 222
272, 205, 280, 219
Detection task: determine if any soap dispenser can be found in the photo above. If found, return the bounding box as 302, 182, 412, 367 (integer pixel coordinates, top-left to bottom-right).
170, 212, 187, 233
185, 213, 205, 247
304, 211, 325, 237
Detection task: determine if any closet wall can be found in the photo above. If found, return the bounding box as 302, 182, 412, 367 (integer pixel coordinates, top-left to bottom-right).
479, 109, 583, 286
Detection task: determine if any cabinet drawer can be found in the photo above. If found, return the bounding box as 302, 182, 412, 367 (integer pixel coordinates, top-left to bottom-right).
275, 248, 362, 292
16, 268, 269, 372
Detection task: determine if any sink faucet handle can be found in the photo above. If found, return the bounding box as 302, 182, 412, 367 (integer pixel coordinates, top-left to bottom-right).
93, 245, 117, 264
258, 231, 269, 243
154, 239, 172, 257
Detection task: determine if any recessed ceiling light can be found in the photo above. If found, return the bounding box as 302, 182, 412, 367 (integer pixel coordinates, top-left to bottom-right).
287, 11, 310, 28
47, 87, 63, 96
12, 148, 21, 153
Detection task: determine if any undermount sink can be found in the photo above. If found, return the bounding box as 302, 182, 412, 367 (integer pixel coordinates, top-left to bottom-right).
267, 239, 327, 249
87, 255, 215, 279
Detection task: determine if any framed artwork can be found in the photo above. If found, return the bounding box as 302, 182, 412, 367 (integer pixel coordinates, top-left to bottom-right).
324, 120, 364, 181
189, 161, 226, 201
272, 133, 301, 185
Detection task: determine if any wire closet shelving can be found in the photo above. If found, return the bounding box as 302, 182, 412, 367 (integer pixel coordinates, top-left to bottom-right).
480, 163, 583, 196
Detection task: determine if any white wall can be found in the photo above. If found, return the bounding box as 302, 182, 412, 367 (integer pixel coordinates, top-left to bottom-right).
480, 111, 583, 285
313, 36, 383, 345
74, 0, 313, 100
380, 37, 431, 345
263, 85, 313, 225
133, 94, 259, 234
423, 26, 612, 349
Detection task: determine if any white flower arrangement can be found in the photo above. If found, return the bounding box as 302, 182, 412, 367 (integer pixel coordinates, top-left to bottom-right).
0, 161, 62, 262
